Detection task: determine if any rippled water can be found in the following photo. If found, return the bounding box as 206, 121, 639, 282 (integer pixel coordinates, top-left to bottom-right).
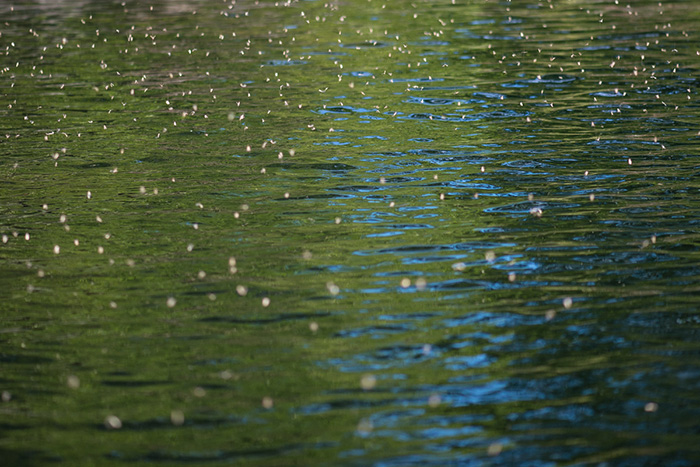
2, 0, 700, 464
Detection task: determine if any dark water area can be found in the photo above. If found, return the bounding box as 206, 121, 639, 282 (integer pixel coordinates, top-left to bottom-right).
2, 0, 700, 464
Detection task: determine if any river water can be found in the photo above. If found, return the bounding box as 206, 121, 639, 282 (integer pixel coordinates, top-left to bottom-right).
2, 0, 700, 464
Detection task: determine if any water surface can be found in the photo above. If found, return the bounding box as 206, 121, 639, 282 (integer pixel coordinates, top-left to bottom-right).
2, 0, 700, 465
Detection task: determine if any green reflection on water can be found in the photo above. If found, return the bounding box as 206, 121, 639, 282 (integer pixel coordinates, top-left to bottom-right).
3, 0, 700, 465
